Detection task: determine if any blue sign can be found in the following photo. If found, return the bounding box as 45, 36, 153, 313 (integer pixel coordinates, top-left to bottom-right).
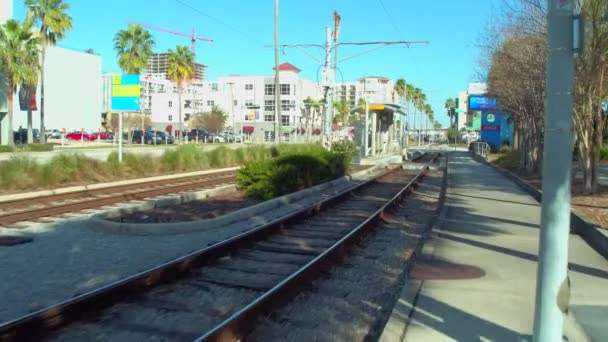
469, 96, 497, 111
111, 74, 141, 111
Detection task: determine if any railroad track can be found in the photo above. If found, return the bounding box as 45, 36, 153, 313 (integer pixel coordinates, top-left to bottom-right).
0, 154, 439, 341
0, 171, 236, 226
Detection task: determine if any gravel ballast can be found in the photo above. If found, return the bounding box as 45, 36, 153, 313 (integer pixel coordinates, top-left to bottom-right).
249, 170, 444, 342
0, 168, 385, 324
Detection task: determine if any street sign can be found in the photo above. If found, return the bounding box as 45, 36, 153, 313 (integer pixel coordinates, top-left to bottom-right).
111, 74, 141, 112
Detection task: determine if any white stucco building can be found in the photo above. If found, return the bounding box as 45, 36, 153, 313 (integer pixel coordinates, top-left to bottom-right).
1, 0, 102, 144
150, 62, 324, 141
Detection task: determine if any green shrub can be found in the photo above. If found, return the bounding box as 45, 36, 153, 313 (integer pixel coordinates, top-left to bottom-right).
494, 150, 521, 169
600, 146, 608, 161
499, 145, 512, 154
0, 156, 38, 189
236, 149, 349, 200
24, 144, 54, 152
0, 145, 15, 153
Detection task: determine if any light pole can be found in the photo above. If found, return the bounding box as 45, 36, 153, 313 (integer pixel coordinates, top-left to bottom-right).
533, 0, 575, 340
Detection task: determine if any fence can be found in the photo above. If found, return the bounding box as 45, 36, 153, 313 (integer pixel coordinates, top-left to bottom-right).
471, 141, 491, 159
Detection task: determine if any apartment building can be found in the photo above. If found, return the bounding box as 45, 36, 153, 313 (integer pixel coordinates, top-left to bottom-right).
147, 53, 206, 82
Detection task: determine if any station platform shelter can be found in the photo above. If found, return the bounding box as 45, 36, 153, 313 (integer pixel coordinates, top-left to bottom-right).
350, 103, 407, 161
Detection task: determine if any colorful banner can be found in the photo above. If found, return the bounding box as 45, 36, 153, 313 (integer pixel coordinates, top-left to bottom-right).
18, 85, 37, 111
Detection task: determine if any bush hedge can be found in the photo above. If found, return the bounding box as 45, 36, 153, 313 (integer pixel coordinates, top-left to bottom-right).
236, 145, 350, 200
0, 145, 15, 153
601, 146, 608, 161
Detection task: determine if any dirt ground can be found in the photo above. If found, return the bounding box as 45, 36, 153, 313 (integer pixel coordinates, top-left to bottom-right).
500, 167, 608, 231
115, 191, 260, 223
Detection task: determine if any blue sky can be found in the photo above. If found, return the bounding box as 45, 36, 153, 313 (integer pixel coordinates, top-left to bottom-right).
12, 0, 500, 127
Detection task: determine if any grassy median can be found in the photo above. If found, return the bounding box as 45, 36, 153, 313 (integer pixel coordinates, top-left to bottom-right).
0, 143, 349, 194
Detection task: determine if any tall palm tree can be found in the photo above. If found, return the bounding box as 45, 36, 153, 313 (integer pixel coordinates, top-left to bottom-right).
24, 66, 40, 144
167, 45, 194, 143
0, 19, 40, 146
333, 99, 351, 128
444, 97, 456, 128
113, 24, 155, 74
113, 24, 154, 143
26, 0, 72, 144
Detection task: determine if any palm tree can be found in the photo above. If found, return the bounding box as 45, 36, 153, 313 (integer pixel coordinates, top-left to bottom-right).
25, 0, 73, 144
167, 45, 194, 143
394, 78, 406, 102
333, 99, 351, 128
444, 97, 456, 128
113, 24, 155, 74
0, 19, 41, 146
113, 24, 154, 143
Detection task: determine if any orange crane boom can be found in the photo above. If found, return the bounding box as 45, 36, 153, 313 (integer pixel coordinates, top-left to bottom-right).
128, 21, 213, 57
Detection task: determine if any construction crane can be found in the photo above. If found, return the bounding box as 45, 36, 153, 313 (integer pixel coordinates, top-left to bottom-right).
128, 21, 213, 58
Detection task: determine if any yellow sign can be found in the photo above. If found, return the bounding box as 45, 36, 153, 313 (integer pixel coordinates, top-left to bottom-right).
111, 74, 122, 85
112, 85, 141, 97
361, 104, 385, 111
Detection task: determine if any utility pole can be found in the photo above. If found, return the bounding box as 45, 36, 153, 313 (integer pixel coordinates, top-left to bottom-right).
533, 0, 575, 340
323, 26, 334, 146
274, 0, 281, 143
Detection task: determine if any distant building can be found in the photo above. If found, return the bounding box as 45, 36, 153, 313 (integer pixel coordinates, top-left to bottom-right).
1, 46, 102, 144
147, 53, 206, 82
151, 62, 324, 142
0, 0, 11, 24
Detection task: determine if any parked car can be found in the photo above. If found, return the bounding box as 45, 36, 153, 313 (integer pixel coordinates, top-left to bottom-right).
45, 129, 62, 139
186, 129, 214, 143
66, 131, 95, 141
13, 128, 41, 144
131, 130, 165, 144
91, 131, 113, 140
209, 133, 225, 143
153, 131, 175, 144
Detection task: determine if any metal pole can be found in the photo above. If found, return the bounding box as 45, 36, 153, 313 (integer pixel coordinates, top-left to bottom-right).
274, 0, 281, 144
533, 1, 574, 340
118, 112, 123, 162
323, 26, 333, 147
364, 97, 369, 157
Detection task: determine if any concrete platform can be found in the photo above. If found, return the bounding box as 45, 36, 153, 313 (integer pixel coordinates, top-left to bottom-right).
380, 152, 608, 341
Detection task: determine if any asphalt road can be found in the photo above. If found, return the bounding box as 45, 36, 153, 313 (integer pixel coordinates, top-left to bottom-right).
0, 143, 245, 163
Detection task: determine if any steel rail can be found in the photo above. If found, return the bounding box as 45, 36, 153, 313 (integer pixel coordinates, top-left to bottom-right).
0, 171, 236, 211
198, 154, 438, 341
0, 156, 438, 341
0, 173, 235, 226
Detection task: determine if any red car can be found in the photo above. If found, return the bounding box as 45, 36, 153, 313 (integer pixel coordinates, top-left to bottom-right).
91, 132, 113, 140
66, 132, 95, 141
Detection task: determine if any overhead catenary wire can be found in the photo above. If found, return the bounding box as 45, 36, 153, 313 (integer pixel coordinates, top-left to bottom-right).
174, 0, 265, 45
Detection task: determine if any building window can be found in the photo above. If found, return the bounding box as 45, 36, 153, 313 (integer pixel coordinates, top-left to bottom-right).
280, 84, 290, 95
281, 115, 290, 126
264, 114, 275, 122
234, 100, 238, 106
264, 100, 275, 111
264, 131, 275, 142
211, 83, 218, 91
168, 115, 173, 121
207, 100, 215, 107
281, 100, 295, 111
264, 84, 275, 95
245, 84, 253, 90
245, 99, 254, 107
168, 101, 173, 107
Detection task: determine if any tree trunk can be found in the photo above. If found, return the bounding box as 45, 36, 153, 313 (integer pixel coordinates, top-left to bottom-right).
40, 47, 46, 144
26, 86, 34, 144
7, 77, 14, 146
591, 67, 605, 193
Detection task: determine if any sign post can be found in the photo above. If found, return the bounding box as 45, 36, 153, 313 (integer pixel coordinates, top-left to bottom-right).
111, 75, 141, 163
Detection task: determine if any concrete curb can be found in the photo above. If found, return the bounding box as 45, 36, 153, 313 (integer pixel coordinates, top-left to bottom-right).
0, 167, 240, 203
379, 154, 449, 342
89, 165, 384, 236
469, 152, 608, 260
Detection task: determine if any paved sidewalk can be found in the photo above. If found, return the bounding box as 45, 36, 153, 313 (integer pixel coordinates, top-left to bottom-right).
381, 152, 608, 341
